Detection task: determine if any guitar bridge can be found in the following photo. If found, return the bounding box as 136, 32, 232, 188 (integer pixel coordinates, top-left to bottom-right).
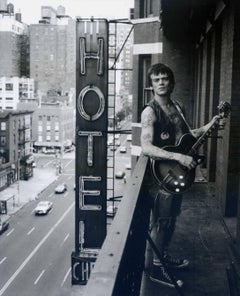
162, 171, 186, 193
162, 171, 175, 184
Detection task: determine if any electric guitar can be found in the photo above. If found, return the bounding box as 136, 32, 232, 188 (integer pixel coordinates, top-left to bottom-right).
151, 101, 231, 194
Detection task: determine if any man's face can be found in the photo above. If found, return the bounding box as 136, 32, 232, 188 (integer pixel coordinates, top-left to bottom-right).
150, 73, 172, 96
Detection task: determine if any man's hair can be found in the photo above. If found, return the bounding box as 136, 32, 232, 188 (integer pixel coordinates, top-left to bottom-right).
147, 63, 175, 89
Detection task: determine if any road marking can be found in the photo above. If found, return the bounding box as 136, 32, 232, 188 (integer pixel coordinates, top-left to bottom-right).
27, 227, 35, 235
49, 193, 54, 198
0, 202, 75, 296
60, 267, 71, 287
62, 173, 74, 176
6, 229, 14, 237
34, 269, 45, 285
43, 160, 54, 168
60, 234, 69, 247
64, 192, 68, 198
64, 160, 72, 169
0, 257, 6, 265
67, 176, 72, 180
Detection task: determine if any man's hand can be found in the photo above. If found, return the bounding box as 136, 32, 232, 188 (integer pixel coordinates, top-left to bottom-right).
211, 115, 227, 130
176, 154, 197, 170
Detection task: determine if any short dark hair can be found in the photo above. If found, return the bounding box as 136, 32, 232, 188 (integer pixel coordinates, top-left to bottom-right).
147, 63, 175, 89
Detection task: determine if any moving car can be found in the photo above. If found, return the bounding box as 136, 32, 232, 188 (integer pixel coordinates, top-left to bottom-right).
115, 140, 121, 147
125, 163, 131, 170
120, 146, 127, 153
34, 201, 53, 215
127, 135, 132, 141
0, 220, 9, 235
107, 205, 118, 217
55, 183, 67, 194
115, 171, 125, 179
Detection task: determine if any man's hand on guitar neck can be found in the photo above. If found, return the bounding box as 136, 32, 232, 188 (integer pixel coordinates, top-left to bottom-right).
175, 153, 197, 170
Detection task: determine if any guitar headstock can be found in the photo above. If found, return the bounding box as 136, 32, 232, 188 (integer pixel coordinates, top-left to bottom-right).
217, 101, 231, 118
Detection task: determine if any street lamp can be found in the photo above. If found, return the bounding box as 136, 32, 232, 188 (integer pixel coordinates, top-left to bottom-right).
17, 149, 21, 206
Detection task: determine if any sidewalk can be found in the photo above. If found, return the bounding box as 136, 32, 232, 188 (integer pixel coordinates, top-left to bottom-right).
141, 181, 233, 296
0, 168, 58, 223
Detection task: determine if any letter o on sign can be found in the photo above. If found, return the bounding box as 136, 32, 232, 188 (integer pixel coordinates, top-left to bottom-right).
77, 85, 105, 121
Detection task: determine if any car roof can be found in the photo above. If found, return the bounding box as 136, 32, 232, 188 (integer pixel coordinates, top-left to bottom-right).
38, 201, 50, 205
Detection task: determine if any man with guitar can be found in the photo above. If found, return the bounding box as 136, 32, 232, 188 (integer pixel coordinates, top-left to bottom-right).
141, 63, 228, 288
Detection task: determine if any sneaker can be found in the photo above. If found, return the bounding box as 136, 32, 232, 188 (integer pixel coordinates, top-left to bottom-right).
163, 254, 190, 269
149, 266, 183, 288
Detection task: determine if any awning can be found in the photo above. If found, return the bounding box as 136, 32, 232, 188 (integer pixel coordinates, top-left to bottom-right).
34, 142, 62, 147
20, 154, 34, 164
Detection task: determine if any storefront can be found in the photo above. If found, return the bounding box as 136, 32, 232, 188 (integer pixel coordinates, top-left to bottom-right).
20, 154, 34, 180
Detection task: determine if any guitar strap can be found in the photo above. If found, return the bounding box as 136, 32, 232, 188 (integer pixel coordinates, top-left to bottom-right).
172, 99, 192, 133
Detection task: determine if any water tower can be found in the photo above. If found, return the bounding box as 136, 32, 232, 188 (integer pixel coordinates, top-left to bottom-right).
7, 2, 14, 14
57, 5, 65, 16
0, 0, 7, 12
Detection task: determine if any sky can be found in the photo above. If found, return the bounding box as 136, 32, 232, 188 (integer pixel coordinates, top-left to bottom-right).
9, 0, 134, 24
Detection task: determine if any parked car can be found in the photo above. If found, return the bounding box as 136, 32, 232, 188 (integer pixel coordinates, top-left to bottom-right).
127, 135, 132, 141
55, 183, 67, 194
115, 171, 125, 179
34, 201, 53, 215
120, 146, 127, 153
115, 140, 121, 147
125, 163, 131, 170
43, 149, 55, 154
116, 123, 122, 130
0, 220, 9, 235
107, 205, 118, 217
110, 145, 117, 151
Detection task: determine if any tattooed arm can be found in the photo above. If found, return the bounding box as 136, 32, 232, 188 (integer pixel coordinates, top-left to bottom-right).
191, 115, 225, 138
141, 106, 197, 169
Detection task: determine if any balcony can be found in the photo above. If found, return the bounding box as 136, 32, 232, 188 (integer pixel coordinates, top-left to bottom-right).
74, 154, 234, 296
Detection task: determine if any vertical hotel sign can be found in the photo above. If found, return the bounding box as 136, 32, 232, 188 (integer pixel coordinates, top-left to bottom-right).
71, 18, 108, 285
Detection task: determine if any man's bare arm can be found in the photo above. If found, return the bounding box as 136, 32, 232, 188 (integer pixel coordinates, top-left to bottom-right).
191, 115, 225, 138
141, 107, 196, 169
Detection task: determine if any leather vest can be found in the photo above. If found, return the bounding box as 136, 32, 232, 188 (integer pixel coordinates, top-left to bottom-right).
147, 99, 190, 148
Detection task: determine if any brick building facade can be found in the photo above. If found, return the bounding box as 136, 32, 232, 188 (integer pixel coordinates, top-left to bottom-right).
132, 0, 240, 255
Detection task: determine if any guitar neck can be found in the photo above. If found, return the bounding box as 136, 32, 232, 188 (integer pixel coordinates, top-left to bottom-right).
190, 119, 218, 153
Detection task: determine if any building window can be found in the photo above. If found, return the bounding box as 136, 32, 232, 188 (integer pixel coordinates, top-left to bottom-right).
46, 132, 51, 141
140, 0, 153, 18
1, 122, 6, 131
5, 83, 13, 91
55, 122, 59, 131
55, 132, 59, 141
0, 136, 6, 146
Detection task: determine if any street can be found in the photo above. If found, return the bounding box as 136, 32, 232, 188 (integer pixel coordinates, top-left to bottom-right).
0, 121, 132, 296
0, 160, 75, 296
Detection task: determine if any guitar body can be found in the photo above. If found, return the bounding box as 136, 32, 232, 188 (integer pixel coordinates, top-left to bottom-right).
151, 133, 202, 194
151, 101, 231, 195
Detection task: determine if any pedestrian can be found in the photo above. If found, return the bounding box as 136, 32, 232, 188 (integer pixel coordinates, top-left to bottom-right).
140, 63, 225, 288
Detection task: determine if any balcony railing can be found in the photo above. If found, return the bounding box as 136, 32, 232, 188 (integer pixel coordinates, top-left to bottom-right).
77, 154, 150, 296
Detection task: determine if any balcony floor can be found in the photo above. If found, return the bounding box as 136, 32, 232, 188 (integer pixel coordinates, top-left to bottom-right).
140, 182, 233, 296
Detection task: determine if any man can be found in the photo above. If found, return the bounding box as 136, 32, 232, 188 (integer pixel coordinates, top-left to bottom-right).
141, 63, 222, 288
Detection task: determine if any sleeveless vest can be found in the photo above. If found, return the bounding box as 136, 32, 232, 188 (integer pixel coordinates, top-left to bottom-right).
147, 99, 190, 148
